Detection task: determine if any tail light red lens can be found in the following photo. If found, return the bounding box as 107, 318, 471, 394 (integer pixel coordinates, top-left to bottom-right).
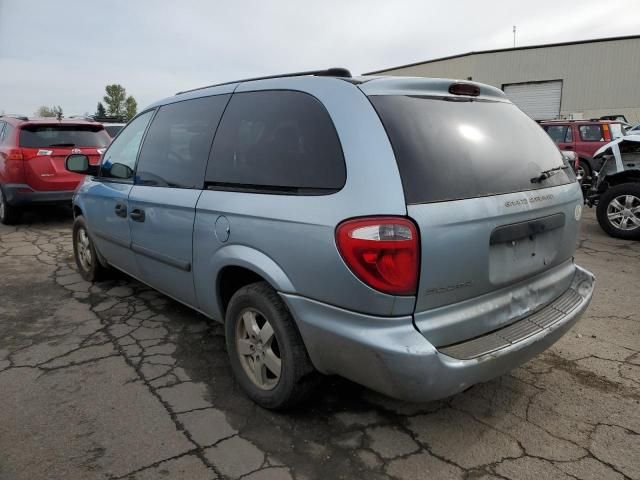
336, 217, 419, 296
7, 148, 23, 161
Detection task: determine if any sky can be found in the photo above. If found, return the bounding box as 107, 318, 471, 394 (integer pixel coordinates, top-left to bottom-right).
1, 0, 639, 116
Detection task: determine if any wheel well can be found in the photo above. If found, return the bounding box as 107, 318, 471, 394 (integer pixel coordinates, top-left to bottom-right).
602, 172, 640, 188
73, 205, 83, 217
218, 266, 266, 317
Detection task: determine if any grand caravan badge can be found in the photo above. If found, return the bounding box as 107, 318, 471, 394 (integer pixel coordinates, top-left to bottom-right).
504, 194, 554, 208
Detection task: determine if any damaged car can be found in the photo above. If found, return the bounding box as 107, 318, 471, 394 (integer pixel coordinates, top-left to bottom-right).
586, 135, 640, 239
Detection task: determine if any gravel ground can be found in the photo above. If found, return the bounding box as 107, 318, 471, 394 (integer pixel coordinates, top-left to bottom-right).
0, 206, 638, 480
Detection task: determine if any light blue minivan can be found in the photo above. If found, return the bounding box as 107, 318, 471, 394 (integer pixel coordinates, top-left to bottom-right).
66, 69, 595, 409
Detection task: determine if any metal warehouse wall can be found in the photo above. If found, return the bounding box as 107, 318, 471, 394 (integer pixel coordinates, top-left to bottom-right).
372, 37, 640, 123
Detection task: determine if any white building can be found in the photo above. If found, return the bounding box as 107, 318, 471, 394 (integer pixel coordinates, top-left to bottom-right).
365, 35, 640, 123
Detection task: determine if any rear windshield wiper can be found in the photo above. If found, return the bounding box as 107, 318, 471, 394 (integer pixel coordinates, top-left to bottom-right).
48, 143, 76, 147
530, 164, 569, 183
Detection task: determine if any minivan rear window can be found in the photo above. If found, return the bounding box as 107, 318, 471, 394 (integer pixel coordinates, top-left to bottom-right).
19, 124, 110, 148
370, 96, 573, 204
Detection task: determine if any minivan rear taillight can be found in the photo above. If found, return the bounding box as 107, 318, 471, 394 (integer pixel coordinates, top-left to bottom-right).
602, 124, 611, 142
336, 217, 419, 296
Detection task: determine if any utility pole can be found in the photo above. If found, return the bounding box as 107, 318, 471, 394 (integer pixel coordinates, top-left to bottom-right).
513, 25, 517, 48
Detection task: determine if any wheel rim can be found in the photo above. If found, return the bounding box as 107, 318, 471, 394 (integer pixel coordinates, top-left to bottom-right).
76, 227, 93, 271
576, 165, 586, 182
235, 308, 282, 390
607, 194, 640, 231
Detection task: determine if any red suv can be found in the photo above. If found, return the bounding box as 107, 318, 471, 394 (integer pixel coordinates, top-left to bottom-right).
540, 120, 625, 181
0, 115, 110, 224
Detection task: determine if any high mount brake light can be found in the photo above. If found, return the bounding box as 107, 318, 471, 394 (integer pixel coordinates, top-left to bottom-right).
336, 217, 419, 296
449, 83, 480, 97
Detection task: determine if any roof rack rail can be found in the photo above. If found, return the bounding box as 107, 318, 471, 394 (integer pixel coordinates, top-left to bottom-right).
0, 114, 29, 121
176, 67, 352, 95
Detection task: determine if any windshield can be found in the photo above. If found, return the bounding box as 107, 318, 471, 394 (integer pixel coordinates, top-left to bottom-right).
19, 124, 110, 148
369, 96, 573, 204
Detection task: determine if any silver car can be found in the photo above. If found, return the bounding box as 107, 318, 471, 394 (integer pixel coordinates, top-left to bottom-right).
65, 69, 595, 409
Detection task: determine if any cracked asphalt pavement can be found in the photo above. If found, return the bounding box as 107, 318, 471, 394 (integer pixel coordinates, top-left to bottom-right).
0, 207, 638, 480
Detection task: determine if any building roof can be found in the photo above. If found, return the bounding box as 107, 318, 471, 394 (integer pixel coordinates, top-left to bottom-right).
364, 34, 640, 75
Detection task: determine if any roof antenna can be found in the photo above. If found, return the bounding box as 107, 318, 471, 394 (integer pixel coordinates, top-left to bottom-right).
513, 25, 517, 48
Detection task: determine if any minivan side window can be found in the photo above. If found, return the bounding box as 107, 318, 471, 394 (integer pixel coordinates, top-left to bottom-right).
1, 124, 14, 145
100, 110, 154, 180
207, 90, 345, 193
136, 95, 230, 189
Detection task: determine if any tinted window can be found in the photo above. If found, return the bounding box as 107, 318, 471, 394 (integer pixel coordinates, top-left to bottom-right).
207, 90, 345, 193
136, 95, 229, 189
0, 122, 5, 143
104, 124, 124, 137
101, 110, 154, 180
579, 125, 604, 141
1, 123, 14, 145
19, 124, 110, 148
370, 96, 572, 204
544, 125, 572, 143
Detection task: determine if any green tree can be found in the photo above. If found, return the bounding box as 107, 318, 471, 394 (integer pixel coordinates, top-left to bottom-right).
95, 102, 106, 118
36, 105, 63, 118
103, 84, 137, 120
124, 96, 137, 121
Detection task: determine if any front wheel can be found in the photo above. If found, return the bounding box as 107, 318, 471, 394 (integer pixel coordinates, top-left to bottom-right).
72, 216, 110, 281
596, 183, 640, 240
225, 281, 318, 410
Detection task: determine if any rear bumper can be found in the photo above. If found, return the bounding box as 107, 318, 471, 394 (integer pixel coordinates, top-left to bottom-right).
2, 184, 75, 206
283, 264, 594, 402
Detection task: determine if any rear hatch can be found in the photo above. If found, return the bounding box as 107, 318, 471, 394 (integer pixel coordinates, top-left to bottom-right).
366, 83, 583, 346
19, 123, 110, 191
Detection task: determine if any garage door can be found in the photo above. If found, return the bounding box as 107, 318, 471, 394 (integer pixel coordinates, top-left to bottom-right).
503, 81, 562, 120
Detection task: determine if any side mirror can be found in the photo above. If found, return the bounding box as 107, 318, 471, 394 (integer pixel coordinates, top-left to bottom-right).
65, 154, 90, 173
109, 162, 133, 179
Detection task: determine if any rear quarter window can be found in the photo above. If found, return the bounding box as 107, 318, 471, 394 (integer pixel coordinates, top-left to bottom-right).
579, 125, 604, 142
206, 90, 345, 194
370, 95, 572, 204
19, 124, 110, 148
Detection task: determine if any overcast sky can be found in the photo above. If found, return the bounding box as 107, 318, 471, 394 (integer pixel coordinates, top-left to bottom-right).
1, 0, 638, 116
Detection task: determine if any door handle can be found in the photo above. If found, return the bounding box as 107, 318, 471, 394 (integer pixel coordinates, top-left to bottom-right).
130, 209, 145, 222
562, 146, 574, 150
114, 203, 127, 218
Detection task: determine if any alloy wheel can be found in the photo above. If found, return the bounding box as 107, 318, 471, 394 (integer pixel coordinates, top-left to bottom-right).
235, 308, 282, 390
607, 194, 640, 231
76, 227, 93, 271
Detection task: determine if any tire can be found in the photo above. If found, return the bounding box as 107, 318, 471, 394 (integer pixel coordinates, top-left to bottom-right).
596, 182, 640, 240
225, 281, 318, 410
577, 159, 591, 183
0, 186, 20, 225
72, 216, 110, 281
